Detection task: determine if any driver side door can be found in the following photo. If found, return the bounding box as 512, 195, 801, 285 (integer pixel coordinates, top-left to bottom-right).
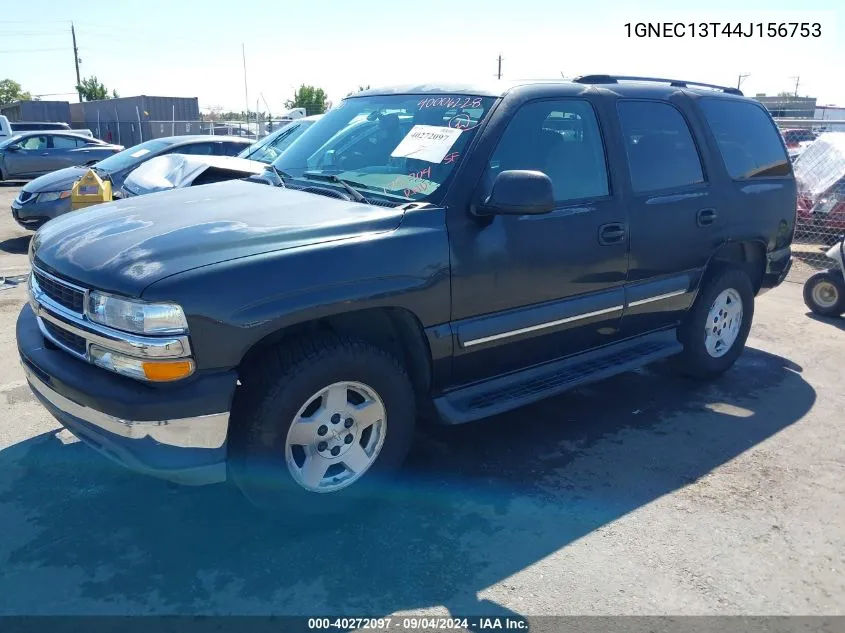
6, 135, 50, 177
448, 97, 630, 386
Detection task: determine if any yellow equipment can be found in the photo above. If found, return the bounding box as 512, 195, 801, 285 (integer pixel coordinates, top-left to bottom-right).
70, 169, 112, 211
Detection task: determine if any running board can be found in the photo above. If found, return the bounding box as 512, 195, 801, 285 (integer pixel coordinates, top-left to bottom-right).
434, 330, 682, 425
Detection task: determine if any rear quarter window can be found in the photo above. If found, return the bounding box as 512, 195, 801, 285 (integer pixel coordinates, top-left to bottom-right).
699, 98, 791, 179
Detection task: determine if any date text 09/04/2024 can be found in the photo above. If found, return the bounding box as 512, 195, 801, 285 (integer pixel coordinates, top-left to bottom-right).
307, 616, 528, 631
624, 22, 822, 38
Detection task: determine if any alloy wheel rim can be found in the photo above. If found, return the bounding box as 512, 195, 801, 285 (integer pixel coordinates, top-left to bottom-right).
811, 281, 839, 309
284, 381, 387, 493
704, 288, 743, 358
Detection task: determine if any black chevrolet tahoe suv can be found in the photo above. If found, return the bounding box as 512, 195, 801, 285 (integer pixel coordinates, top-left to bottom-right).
17, 76, 795, 512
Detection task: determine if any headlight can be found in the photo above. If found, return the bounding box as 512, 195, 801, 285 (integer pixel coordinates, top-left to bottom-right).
87, 291, 188, 335
89, 345, 195, 382
36, 190, 71, 203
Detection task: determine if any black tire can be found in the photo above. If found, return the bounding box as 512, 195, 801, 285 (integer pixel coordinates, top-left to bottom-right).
803, 270, 845, 317
228, 334, 416, 516
675, 268, 755, 380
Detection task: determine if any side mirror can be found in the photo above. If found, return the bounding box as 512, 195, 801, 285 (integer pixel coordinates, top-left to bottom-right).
5, 144, 21, 152
476, 170, 555, 216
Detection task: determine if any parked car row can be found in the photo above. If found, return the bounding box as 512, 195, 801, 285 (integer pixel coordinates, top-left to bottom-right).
15, 76, 796, 515
9, 115, 325, 230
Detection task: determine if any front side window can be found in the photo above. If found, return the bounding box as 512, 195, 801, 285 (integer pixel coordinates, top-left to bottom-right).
19, 135, 48, 150
485, 99, 609, 203
618, 101, 704, 193
699, 98, 791, 179
273, 94, 497, 203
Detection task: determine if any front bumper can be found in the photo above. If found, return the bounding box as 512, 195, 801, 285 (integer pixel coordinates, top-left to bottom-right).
17, 304, 237, 485
11, 195, 72, 230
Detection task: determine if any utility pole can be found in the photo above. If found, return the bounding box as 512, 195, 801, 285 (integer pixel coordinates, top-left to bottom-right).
497, 54, 503, 80
242, 43, 250, 132
737, 73, 750, 90
71, 22, 82, 102
790, 75, 800, 97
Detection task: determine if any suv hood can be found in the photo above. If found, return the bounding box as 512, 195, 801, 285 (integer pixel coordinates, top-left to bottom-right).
32, 180, 406, 297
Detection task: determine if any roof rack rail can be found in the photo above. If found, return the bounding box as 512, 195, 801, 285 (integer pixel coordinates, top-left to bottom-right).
572, 75, 743, 96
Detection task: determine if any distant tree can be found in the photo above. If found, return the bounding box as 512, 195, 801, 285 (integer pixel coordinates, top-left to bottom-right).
0, 78, 32, 105
76, 75, 114, 101
112, 88, 120, 98
285, 85, 329, 116
346, 84, 370, 97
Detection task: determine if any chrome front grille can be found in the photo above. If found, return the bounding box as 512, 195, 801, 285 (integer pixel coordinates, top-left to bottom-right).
32, 268, 86, 314
41, 318, 87, 356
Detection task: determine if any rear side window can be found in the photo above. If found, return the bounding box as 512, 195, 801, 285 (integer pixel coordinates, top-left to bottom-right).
618, 101, 704, 193
179, 143, 215, 156
699, 98, 790, 179
50, 135, 83, 149
214, 141, 245, 156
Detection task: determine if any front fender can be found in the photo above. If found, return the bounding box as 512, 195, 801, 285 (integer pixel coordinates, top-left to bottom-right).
142, 208, 451, 370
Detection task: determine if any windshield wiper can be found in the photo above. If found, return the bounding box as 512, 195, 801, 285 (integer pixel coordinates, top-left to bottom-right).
264, 164, 290, 187
302, 171, 370, 204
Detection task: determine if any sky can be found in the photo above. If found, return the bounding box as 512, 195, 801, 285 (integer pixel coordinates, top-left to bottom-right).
1, 0, 843, 116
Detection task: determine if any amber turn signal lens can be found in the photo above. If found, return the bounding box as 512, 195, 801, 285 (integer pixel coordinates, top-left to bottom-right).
142, 360, 195, 382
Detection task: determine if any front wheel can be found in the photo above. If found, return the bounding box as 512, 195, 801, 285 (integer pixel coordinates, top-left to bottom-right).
675, 268, 755, 380
229, 335, 416, 515
803, 270, 845, 317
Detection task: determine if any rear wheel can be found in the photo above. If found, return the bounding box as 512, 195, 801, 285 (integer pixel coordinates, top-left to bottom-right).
803, 270, 845, 317
229, 335, 416, 516
675, 268, 754, 379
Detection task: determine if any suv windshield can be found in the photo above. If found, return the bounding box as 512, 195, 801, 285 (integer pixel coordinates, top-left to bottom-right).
272, 94, 497, 203
94, 139, 173, 173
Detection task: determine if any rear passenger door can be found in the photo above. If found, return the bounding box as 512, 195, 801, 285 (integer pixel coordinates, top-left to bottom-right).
617, 99, 728, 335
48, 134, 86, 169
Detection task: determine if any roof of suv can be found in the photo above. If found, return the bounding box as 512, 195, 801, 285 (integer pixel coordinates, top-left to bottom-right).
356, 77, 749, 101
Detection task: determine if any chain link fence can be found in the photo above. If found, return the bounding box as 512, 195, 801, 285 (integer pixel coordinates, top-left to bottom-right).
773, 117, 845, 282
74, 116, 293, 147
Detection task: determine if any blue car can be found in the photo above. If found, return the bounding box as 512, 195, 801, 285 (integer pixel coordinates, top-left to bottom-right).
11, 135, 252, 230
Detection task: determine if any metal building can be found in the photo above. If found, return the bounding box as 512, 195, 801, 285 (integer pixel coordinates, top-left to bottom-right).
0, 100, 72, 123
70, 95, 201, 146
755, 95, 817, 119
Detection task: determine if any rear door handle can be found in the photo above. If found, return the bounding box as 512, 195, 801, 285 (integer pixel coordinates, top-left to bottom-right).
599, 222, 626, 245
40, 152, 50, 156
697, 208, 717, 227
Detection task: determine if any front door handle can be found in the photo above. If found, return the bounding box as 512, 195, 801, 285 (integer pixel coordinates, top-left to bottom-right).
40, 152, 50, 156
599, 222, 626, 245
697, 208, 717, 227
